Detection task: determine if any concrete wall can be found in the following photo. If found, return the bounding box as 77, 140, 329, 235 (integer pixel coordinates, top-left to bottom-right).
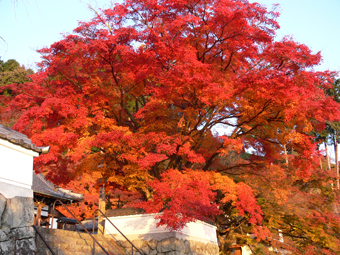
105, 213, 218, 243
117, 236, 219, 255
242, 245, 253, 255
105, 214, 219, 255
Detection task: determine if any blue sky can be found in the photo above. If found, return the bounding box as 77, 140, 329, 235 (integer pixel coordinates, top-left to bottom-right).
0, 0, 110, 69
0, 0, 340, 73
251, 0, 340, 73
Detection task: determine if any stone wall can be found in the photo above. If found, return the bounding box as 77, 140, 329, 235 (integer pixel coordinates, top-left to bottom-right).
0, 194, 36, 255
119, 236, 219, 255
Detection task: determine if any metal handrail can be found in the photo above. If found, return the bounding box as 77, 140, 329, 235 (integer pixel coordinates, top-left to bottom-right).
51, 199, 110, 255
93, 208, 146, 255
32, 225, 57, 255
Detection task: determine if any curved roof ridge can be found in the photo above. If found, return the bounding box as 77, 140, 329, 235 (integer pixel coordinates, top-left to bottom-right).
33, 173, 84, 202
0, 124, 49, 154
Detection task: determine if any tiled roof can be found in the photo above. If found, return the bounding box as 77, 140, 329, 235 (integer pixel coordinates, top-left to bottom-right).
33, 173, 84, 202
105, 207, 144, 217
0, 124, 49, 154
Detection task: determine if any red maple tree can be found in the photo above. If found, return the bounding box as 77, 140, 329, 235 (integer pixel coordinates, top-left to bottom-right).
2, 0, 340, 253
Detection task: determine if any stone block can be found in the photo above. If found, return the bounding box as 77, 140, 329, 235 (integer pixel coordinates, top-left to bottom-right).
148, 239, 158, 250
140, 244, 150, 254
132, 239, 147, 249
0, 238, 15, 255
167, 251, 182, 255
1, 226, 10, 235
193, 241, 204, 254
13, 226, 35, 240
16, 238, 36, 255
184, 240, 190, 254
157, 237, 185, 253
157, 238, 172, 253
0, 229, 8, 242
119, 240, 130, 248
1, 197, 34, 229
187, 240, 196, 251
149, 249, 158, 255
174, 238, 185, 252
0, 194, 6, 228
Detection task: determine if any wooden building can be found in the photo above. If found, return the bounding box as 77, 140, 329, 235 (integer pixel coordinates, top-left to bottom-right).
32, 173, 83, 229
0, 123, 83, 229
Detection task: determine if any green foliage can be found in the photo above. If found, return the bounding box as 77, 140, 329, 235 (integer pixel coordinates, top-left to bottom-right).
0, 59, 34, 89
327, 79, 340, 103
91, 146, 101, 153
324, 79, 340, 145
2, 59, 20, 72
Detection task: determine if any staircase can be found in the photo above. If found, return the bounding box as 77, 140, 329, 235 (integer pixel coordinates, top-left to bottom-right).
35, 227, 129, 255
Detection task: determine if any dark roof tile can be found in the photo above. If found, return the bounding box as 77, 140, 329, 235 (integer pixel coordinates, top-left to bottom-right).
0, 124, 47, 154
33, 173, 83, 202
105, 207, 144, 217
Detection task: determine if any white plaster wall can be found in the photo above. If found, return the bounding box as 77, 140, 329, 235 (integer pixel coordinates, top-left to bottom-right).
49, 218, 58, 229
105, 214, 218, 244
0, 139, 38, 190
242, 246, 253, 255
0, 181, 33, 198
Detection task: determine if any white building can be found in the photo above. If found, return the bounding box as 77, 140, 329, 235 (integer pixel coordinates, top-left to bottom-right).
0, 124, 49, 199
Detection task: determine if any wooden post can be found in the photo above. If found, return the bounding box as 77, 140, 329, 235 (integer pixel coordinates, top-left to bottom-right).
284, 144, 288, 165
34, 202, 46, 226
335, 134, 339, 190
325, 142, 334, 190
98, 184, 106, 235
326, 142, 331, 171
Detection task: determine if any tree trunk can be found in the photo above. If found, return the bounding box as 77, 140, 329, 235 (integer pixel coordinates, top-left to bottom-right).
284, 144, 288, 165
319, 151, 323, 170
325, 142, 331, 171
325, 141, 334, 190
98, 184, 106, 235
334, 133, 339, 189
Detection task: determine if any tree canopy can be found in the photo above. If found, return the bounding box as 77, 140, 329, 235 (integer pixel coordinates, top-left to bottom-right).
1, 0, 340, 254
0, 59, 33, 86
0, 59, 33, 121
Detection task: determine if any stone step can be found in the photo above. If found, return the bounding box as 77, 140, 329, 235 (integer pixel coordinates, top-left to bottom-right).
35, 227, 127, 255
36, 232, 106, 246
36, 227, 96, 241
37, 240, 111, 253
38, 248, 111, 255
35, 226, 126, 243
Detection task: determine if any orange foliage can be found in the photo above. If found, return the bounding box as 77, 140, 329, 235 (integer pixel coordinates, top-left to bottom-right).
2, 0, 340, 253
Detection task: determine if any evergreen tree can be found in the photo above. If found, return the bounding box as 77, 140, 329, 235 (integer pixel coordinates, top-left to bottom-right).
0, 59, 34, 97
325, 79, 340, 188
0, 59, 34, 88
0, 59, 34, 124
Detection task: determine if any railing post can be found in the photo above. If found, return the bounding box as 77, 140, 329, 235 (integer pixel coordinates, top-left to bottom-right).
92, 216, 96, 255
92, 208, 146, 255
51, 199, 110, 255
98, 184, 106, 235
32, 225, 57, 255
